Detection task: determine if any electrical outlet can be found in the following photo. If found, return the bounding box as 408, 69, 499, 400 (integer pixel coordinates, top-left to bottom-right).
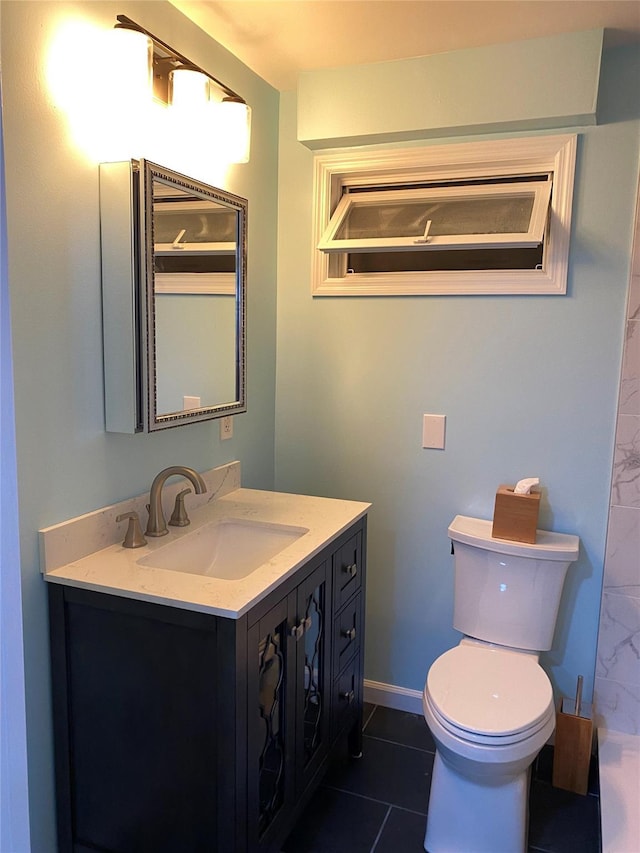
220, 416, 233, 440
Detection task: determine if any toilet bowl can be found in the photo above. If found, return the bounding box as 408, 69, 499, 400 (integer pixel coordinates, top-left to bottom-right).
422, 515, 580, 853
423, 641, 555, 853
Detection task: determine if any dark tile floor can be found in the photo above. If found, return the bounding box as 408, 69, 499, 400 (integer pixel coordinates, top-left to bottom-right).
282, 704, 601, 853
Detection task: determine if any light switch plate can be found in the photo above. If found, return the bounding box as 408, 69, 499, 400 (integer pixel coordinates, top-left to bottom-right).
422, 414, 446, 449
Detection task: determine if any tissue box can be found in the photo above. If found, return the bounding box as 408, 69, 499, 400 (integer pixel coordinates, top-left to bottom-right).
491, 485, 540, 544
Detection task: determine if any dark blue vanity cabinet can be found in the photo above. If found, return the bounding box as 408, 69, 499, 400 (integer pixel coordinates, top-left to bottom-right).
48, 517, 366, 853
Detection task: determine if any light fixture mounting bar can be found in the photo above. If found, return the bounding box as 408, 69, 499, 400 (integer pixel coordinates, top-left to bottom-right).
115, 14, 245, 105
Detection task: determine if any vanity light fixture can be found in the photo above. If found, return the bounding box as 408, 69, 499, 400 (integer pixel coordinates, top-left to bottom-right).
113, 15, 251, 163
107, 24, 154, 104
169, 66, 211, 110
217, 96, 253, 165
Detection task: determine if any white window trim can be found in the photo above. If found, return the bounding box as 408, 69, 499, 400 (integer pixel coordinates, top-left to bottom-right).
154, 274, 236, 295
311, 134, 577, 296
155, 244, 236, 254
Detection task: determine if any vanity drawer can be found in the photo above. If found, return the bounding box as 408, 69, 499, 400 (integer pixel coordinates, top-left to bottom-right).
333, 531, 362, 610
333, 595, 361, 674
332, 652, 361, 740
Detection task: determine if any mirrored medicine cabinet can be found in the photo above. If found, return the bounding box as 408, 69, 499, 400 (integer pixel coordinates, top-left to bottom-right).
99, 159, 247, 432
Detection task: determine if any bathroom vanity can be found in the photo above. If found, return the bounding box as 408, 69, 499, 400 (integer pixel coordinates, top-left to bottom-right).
43, 472, 369, 852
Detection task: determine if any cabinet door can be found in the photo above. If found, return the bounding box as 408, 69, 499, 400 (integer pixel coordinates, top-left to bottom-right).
247, 594, 296, 850
295, 560, 332, 793
49, 588, 221, 853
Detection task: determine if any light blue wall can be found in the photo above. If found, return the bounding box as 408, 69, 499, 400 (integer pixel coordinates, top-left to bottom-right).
298, 29, 603, 147
275, 45, 640, 706
1, 1, 279, 847
0, 85, 32, 853
155, 294, 236, 412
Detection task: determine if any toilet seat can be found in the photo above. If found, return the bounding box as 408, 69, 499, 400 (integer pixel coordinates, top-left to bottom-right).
426, 643, 554, 744
425, 690, 553, 747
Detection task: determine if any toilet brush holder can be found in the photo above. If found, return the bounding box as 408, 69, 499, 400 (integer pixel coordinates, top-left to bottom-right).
552, 676, 593, 795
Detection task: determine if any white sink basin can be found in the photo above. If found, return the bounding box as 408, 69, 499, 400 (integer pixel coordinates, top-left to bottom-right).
137, 518, 308, 580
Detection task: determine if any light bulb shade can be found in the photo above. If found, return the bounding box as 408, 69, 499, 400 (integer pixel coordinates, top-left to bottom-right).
109, 27, 153, 104
218, 98, 252, 163
169, 67, 210, 109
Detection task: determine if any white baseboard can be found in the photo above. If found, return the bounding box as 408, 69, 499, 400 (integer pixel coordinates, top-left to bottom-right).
364, 679, 423, 715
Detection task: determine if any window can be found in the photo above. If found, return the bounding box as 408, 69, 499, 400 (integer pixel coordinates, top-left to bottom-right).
311, 135, 576, 296
319, 180, 552, 251
153, 187, 237, 295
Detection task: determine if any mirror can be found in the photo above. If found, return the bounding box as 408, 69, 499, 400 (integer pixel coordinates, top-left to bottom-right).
144, 162, 247, 429
100, 160, 247, 433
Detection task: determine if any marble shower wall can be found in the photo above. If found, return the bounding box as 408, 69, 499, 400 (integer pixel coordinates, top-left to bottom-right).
594, 182, 640, 735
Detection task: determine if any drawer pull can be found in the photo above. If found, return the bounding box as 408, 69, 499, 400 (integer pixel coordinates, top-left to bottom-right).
340, 690, 355, 703
342, 627, 356, 641
343, 563, 357, 579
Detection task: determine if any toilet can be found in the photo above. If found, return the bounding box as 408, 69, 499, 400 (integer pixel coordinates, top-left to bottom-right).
423, 514, 580, 853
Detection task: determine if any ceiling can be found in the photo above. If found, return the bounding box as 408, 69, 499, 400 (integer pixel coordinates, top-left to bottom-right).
170, 0, 640, 91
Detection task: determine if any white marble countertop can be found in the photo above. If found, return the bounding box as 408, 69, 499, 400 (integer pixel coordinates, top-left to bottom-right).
43, 487, 370, 619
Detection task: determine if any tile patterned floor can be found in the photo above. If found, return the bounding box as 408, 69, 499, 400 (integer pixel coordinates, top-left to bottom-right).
282, 704, 601, 853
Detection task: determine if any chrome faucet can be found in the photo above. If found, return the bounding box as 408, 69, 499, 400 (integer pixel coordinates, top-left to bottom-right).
145, 466, 207, 537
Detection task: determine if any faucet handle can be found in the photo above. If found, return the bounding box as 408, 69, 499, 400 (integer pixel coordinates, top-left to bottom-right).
169, 488, 193, 528
116, 512, 147, 549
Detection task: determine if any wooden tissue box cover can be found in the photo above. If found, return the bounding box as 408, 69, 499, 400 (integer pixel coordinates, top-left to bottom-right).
491, 485, 540, 544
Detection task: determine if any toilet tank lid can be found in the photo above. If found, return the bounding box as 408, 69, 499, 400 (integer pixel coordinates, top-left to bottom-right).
448, 515, 580, 561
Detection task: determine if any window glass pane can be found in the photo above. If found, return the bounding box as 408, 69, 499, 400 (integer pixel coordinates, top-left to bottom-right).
336, 194, 536, 241
348, 245, 543, 273
154, 255, 236, 274
336, 203, 424, 240
155, 207, 236, 244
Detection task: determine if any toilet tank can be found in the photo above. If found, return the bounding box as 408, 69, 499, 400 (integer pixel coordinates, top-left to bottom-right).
448, 515, 580, 651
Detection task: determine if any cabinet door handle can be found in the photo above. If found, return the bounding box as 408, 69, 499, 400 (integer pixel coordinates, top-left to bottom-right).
289, 616, 312, 640
343, 563, 357, 579
340, 690, 355, 703
342, 627, 356, 641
